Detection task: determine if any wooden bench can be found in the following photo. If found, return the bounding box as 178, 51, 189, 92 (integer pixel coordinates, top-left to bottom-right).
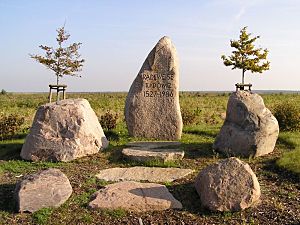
235, 83, 252, 91
48, 84, 67, 103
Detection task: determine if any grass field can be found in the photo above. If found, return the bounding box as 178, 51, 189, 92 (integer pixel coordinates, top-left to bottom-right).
0, 92, 299, 225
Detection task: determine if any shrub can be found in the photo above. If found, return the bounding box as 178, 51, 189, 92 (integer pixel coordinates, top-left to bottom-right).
181, 108, 197, 125
99, 110, 118, 130
274, 103, 300, 131
0, 114, 25, 140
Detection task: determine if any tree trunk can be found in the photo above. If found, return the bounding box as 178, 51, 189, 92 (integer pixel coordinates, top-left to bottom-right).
242, 70, 245, 84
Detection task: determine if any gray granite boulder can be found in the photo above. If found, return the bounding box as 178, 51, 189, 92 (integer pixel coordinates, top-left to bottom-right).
213, 91, 279, 157
88, 181, 182, 212
15, 168, 72, 212
20, 99, 109, 162
195, 157, 260, 212
125, 36, 182, 140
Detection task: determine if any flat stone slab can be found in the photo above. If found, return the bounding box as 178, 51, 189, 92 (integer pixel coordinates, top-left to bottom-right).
126, 141, 181, 149
96, 166, 194, 183
122, 147, 184, 162
88, 181, 182, 212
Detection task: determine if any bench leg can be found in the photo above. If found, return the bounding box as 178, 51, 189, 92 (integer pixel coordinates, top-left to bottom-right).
63, 89, 66, 100
57, 89, 60, 102
48, 89, 52, 103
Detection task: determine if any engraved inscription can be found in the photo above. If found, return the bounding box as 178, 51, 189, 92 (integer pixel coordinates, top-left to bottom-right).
142, 72, 174, 98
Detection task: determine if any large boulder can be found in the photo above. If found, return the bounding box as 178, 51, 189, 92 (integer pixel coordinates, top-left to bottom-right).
20, 99, 109, 162
15, 168, 72, 213
213, 91, 279, 157
88, 181, 182, 212
125, 36, 182, 140
195, 157, 260, 212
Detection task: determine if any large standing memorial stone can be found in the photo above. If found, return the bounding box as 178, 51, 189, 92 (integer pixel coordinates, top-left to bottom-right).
125, 36, 182, 140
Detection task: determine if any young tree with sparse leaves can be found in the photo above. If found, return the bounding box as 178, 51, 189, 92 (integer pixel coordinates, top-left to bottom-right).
221, 26, 270, 84
30, 26, 85, 86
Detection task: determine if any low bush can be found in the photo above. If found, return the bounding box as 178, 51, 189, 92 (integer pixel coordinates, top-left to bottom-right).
99, 110, 118, 130
181, 108, 197, 125
273, 103, 300, 131
0, 114, 25, 140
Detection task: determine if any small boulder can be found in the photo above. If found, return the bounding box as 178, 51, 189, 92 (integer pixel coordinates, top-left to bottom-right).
213, 91, 279, 157
195, 157, 260, 212
15, 168, 72, 213
20, 98, 109, 162
88, 181, 182, 212
125, 36, 182, 140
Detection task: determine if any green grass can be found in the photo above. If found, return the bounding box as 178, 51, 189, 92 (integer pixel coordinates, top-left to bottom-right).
0, 92, 300, 224
32, 208, 53, 225
102, 208, 127, 219
276, 132, 300, 174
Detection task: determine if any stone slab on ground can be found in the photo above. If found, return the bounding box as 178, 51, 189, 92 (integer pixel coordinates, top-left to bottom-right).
96, 166, 194, 183
15, 168, 72, 213
195, 157, 261, 212
126, 141, 181, 149
88, 181, 182, 212
122, 147, 184, 162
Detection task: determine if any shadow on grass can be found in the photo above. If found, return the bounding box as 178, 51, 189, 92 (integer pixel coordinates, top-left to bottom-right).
262, 158, 300, 186
180, 142, 222, 160
168, 182, 216, 216
103, 130, 120, 141
0, 142, 23, 160
106, 145, 127, 165
276, 136, 297, 149
0, 183, 16, 212
183, 129, 218, 139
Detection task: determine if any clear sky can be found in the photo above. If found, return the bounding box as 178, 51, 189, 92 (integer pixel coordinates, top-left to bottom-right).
0, 0, 299, 92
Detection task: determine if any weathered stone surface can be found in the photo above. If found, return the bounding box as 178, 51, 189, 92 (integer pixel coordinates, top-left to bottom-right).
15, 168, 72, 213
126, 141, 181, 148
96, 167, 194, 183
20, 99, 109, 162
213, 91, 279, 157
122, 147, 184, 162
88, 181, 182, 212
125, 36, 182, 140
195, 157, 260, 212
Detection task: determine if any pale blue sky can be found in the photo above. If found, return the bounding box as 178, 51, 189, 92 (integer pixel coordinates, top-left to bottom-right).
0, 0, 299, 92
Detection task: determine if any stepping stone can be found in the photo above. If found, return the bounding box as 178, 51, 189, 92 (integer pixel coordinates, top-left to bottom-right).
122, 147, 184, 163
96, 166, 194, 183
126, 141, 181, 149
88, 181, 182, 212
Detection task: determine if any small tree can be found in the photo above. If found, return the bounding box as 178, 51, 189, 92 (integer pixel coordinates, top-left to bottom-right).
30, 26, 85, 85
221, 27, 270, 84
